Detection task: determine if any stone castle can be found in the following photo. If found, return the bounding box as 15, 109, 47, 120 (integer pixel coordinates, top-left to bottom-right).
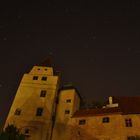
4, 63, 140, 140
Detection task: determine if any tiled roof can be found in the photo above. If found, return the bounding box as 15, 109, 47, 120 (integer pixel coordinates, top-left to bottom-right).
111, 96, 140, 115
72, 96, 140, 118
72, 107, 122, 118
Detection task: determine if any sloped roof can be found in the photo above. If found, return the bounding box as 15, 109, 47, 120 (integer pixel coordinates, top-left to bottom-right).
59, 84, 83, 100
72, 96, 140, 118
72, 107, 122, 118
111, 96, 140, 115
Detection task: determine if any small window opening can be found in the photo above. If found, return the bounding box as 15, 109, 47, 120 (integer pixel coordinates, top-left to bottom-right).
40, 90, 47, 97
36, 108, 43, 116
66, 99, 71, 103
14, 109, 21, 116
127, 136, 138, 140
33, 76, 38, 80
102, 117, 110, 123
125, 119, 132, 127
79, 119, 86, 125
25, 129, 29, 134
65, 110, 70, 114
41, 77, 47, 81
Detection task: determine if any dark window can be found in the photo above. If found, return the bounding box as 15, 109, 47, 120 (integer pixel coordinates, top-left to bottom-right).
40, 90, 47, 97
14, 109, 21, 116
33, 76, 38, 80
79, 119, 86, 125
65, 110, 70, 114
66, 99, 71, 103
38, 68, 40, 70
102, 117, 110, 123
41, 77, 47, 81
36, 108, 43, 116
125, 119, 132, 127
45, 69, 47, 71
127, 136, 137, 140
25, 129, 29, 134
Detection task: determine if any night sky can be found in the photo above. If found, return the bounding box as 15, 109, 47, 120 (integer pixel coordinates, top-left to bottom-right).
0, 1, 140, 127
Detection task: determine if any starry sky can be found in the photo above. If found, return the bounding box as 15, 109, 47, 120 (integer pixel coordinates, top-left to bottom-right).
0, 1, 140, 127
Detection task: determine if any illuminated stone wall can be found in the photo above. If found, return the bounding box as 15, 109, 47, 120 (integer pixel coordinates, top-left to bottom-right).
66, 114, 140, 140
4, 65, 140, 140
52, 88, 80, 140
5, 66, 60, 140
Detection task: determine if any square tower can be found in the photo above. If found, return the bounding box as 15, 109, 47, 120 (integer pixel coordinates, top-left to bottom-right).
52, 85, 81, 140
5, 65, 60, 140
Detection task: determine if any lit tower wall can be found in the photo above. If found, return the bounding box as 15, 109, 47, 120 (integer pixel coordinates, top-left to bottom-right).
5, 65, 60, 140
52, 85, 81, 140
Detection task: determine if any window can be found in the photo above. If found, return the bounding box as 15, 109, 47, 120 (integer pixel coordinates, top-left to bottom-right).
24, 129, 30, 138
36, 108, 43, 116
127, 136, 139, 140
79, 119, 86, 125
40, 90, 47, 97
25, 129, 29, 134
102, 117, 110, 123
14, 109, 21, 116
45, 69, 47, 71
65, 110, 70, 114
33, 76, 38, 80
41, 77, 47, 81
125, 119, 132, 127
38, 68, 40, 70
66, 99, 71, 103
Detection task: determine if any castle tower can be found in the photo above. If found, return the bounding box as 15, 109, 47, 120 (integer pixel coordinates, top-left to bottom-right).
5, 64, 60, 140
52, 84, 81, 140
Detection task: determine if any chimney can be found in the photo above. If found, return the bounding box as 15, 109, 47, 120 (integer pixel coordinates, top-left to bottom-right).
106, 96, 118, 108
109, 96, 113, 105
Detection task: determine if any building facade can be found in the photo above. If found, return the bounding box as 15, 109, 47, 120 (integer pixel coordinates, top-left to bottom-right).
4, 64, 140, 140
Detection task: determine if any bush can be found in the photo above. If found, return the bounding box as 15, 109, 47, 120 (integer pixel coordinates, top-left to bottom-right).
0, 124, 25, 140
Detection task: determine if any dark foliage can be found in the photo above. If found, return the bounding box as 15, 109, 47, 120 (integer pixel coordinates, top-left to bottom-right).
0, 125, 25, 140
91, 101, 106, 109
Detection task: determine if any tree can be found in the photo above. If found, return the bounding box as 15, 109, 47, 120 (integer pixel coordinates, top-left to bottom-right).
0, 124, 25, 140
91, 101, 105, 109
